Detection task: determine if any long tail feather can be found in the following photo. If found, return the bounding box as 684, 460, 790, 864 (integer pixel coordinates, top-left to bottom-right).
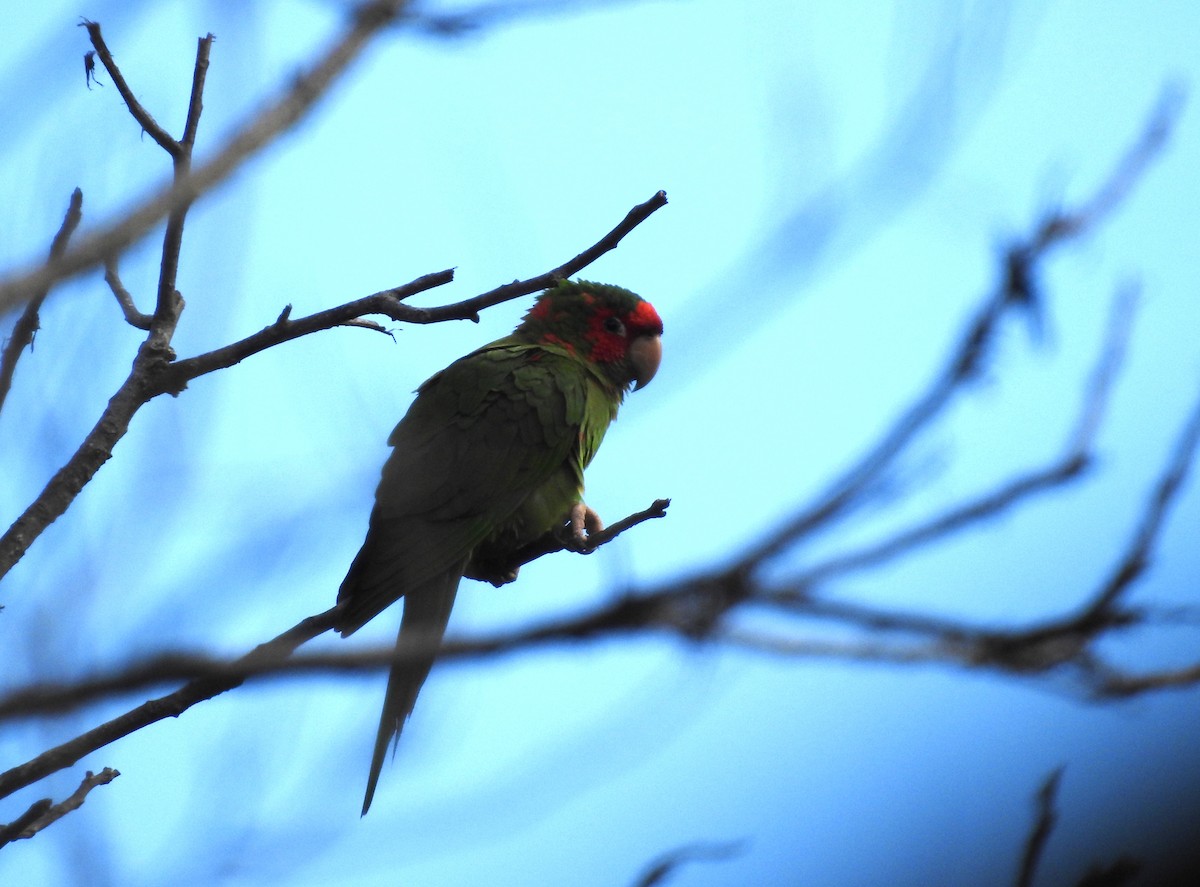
360, 572, 460, 815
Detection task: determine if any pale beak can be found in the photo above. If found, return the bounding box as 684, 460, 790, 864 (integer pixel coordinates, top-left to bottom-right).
629, 334, 662, 390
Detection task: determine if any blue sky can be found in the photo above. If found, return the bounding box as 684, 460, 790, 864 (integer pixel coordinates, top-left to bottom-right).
3, 1, 1200, 885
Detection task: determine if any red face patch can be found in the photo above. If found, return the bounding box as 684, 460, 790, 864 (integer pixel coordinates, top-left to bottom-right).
627, 300, 663, 336
585, 308, 628, 363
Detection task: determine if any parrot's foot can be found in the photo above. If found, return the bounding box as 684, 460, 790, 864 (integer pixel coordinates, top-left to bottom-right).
559, 503, 604, 552
464, 560, 520, 587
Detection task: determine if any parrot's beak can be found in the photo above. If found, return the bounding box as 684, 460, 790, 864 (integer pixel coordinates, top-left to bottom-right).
629, 334, 662, 390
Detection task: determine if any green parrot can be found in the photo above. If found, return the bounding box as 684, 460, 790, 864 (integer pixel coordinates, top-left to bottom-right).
334, 279, 663, 814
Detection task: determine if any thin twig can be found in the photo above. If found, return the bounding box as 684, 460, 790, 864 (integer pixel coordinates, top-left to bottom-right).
794, 459, 1087, 587
180, 34, 211, 150
498, 497, 671, 575
1066, 283, 1139, 453
1094, 659, 1200, 699
0, 189, 84, 415
1015, 767, 1064, 887
0, 768, 119, 847
150, 33, 214, 331
78, 20, 180, 157
104, 258, 153, 329
1079, 384, 1200, 620
411, 190, 669, 324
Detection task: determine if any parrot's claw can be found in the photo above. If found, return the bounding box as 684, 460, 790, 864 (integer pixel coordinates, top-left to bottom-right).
559, 503, 604, 552
488, 568, 520, 588
463, 554, 520, 590
464, 559, 520, 586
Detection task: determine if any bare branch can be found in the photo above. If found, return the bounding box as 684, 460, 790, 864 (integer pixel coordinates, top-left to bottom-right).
0, 768, 118, 849
411, 189, 668, 324
589, 498, 672, 547
0, 372, 156, 580
1079, 383, 1200, 620
1, 633, 629, 722
621, 287, 1197, 698
0, 188, 84, 415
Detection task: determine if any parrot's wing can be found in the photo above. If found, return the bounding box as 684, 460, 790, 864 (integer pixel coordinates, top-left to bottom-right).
335, 343, 591, 633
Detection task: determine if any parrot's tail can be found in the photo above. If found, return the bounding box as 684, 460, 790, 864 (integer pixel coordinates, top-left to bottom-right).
360, 571, 460, 816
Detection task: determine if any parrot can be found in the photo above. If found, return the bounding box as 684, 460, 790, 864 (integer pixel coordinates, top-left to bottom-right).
334, 279, 663, 814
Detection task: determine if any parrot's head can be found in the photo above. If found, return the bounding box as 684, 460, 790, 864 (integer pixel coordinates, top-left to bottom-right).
518, 280, 663, 394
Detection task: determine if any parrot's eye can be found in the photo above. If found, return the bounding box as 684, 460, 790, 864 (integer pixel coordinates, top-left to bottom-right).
603, 316, 625, 336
